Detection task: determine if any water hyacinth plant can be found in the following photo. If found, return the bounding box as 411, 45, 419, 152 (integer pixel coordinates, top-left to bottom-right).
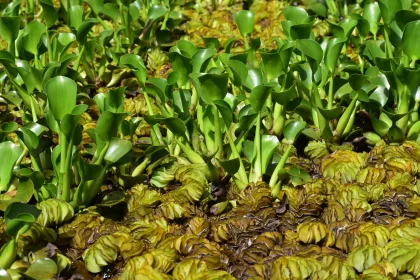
1, 0, 420, 278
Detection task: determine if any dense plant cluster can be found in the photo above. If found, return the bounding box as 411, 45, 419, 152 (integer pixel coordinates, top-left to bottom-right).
1, 0, 420, 279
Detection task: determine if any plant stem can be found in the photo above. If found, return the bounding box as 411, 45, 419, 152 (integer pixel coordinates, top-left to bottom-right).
269, 144, 292, 187
272, 104, 286, 136
226, 129, 248, 184
213, 105, 223, 159
327, 75, 334, 109
383, 26, 394, 59
253, 112, 262, 183
132, 157, 149, 177
74, 45, 85, 71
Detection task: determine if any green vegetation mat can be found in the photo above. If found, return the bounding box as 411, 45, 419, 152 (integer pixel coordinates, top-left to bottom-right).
1, 0, 420, 279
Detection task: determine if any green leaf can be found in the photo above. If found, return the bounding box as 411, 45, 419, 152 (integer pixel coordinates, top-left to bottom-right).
217, 158, 239, 175
60, 104, 88, 139
395, 10, 420, 30
146, 78, 167, 103
69, 5, 83, 29
283, 6, 308, 24
175, 40, 197, 57
22, 20, 45, 56
119, 54, 147, 85
0, 142, 23, 192
295, 39, 323, 73
161, 117, 186, 136
190, 73, 228, 105
0, 17, 20, 51
104, 138, 132, 164
290, 23, 313, 40
261, 135, 279, 174
213, 99, 233, 127
325, 37, 347, 73
192, 48, 216, 73
24, 258, 58, 280
284, 120, 306, 143
234, 10, 255, 36
260, 50, 282, 81
243, 68, 264, 91
318, 107, 344, 121
0, 179, 34, 211
45, 76, 77, 121
349, 74, 369, 91
371, 117, 391, 137
15, 127, 39, 151
250, 84, 275, 112
378, 0, 402, 25
107, 87, 125, 112
148, 5, 168, 20
363, 2, 381, 35
84, 0, 104, 15
39, 0, 57, 28
96, 111, 127, 142
168, 52, 191, 87
224, 59, 248, 87
76, 18, 98, 45
402, 21, 420, 63
4, 202, 40, 237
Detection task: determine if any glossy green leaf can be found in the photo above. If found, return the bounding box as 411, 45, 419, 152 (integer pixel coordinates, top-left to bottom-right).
272, 81, 298, 105
261, 135, 279, 174
0, 17, 20, 51
69, 5, 83, 29
243, 68, 264, 91
378, 0, 402, 25
0, 178, 34, 211
45, 76, 77, 121
372, 117, 390, 137
295, 39, 323, 73
96, 111, 127, 142
60, 104, 88, 139
0, 142, 23, 191
325, 37, 347, 73
214, 99, 233, 127
283, 6, 308, 24
84, 0, 104, 15
161, 117, 186, 136
104, 138, 132, 164
15, 127, 39, 151
146, 78, 167, 103
234, 10, 255, 36
190, 73, 228, 104
192, 48, 216, 73
108, 87, 125, 112
4, 202, 40, 237
260, 50, 282, 81
284, 120, 306, 143
395, 10, 420, 30
168, 52, 191, 87
120, 54, 147, 85
318, 107, 344, 121
250, 84, 275, 112
363, 3, 381, 35
224, 60, 248, 87
148, 5, 168, 20
25, 259, 58, 280
402, 21, 420, 63
76, 18, 98, 45
217, 158, 239, 175
22, 20, 45, 55
290, 23, 313, 40
40, 0, 57, 28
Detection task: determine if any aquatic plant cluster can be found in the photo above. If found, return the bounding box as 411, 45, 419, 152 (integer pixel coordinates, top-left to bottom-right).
1, 0, 420, 279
